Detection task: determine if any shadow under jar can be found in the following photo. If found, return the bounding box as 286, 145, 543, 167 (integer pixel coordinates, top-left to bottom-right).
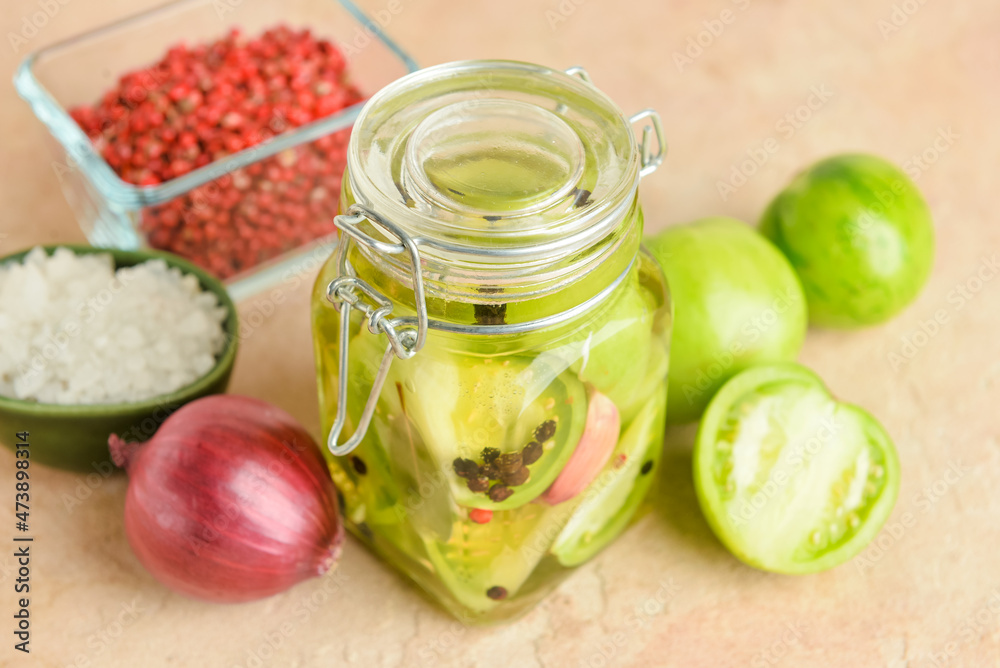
312, 60, 672, 623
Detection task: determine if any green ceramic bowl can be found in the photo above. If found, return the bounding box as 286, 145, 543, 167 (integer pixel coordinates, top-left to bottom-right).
0, 244, 238, 472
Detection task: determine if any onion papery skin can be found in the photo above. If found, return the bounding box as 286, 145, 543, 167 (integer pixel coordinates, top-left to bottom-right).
111, 395, 344, 603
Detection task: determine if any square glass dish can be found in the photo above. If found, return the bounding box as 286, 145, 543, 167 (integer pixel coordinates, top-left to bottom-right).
14, 0, 417, 300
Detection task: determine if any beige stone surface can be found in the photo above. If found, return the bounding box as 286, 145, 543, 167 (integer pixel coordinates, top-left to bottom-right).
0, 0, 997, 666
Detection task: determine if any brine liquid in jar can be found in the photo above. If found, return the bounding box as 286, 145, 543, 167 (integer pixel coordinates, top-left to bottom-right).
312, 60, 670, 623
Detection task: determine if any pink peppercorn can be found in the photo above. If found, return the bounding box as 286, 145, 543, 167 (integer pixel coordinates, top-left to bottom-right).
69, 25, 363, 278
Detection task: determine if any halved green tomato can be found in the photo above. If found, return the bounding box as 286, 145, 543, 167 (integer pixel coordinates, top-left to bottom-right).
424, 502, 575, 613
694, 363, 900, 574
551, 389, 666, 566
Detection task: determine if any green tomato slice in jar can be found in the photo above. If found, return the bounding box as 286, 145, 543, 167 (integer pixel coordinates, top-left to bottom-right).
382, 342, 589, 511
335, 330, 457, 547
423, 502, 574, 614
551, 390, 666, 567
694, 363, 900, 574
571, 272, 655, 404
541, 255, 670, 425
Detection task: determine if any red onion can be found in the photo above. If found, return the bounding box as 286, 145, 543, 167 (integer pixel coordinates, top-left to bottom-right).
110, 394, 343, 603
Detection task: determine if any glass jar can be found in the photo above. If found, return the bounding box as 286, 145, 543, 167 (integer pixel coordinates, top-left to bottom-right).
15, 0, 417, 300
311, 60, 671, 623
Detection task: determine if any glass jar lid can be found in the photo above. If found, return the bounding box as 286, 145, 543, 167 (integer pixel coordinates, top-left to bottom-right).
345, 60, 663, 264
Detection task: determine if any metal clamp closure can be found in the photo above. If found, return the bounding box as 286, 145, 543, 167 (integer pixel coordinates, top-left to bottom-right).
629, 109, 666, 177
324, 204, 428, 456
563, 67, 667, 178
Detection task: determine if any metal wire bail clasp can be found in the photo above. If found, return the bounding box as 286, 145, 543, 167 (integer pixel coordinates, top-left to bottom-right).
563, 66, 666, 178
324, 204, 428, 456
629, 109, 666, 177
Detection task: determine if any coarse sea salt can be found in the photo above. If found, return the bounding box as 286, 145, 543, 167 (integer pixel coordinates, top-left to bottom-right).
0, 247, 227, 404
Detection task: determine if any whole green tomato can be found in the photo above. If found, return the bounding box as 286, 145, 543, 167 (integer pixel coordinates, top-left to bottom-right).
759, 153, 935, 327
645, 217, 807, 424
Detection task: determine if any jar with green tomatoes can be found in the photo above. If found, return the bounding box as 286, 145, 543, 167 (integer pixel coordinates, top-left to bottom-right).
312, 60, 671, 623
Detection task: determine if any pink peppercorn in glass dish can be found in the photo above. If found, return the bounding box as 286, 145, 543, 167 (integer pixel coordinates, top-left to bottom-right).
68, 26, 365, 281
15, 0, 417, 300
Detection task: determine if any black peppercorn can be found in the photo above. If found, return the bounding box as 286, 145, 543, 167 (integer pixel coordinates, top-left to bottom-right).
488, 484, 513, 502
467, 475, 490, 493
497, 452, 522, 474
501, 466, 530, 486
481, 464, 501, 480
522, 441, 543, 465
453, 458, 480, 479
486, 586, 507, 600
534, 420, 557, 443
